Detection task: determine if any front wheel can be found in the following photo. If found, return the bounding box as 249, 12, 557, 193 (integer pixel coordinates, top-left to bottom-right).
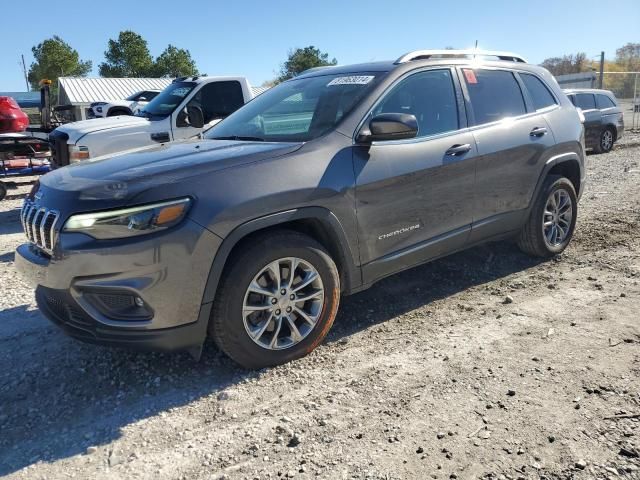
517, 176, 578, 258
210, 231, 340, 369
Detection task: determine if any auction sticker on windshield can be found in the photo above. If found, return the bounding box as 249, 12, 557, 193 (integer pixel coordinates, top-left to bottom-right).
327, 76, 375, 86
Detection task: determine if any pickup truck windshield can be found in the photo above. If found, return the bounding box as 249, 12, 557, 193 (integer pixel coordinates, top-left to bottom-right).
206, 73, 383, 142
136, 82, 195, 118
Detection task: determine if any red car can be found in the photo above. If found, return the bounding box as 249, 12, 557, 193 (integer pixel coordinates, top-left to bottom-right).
0, 96, 29, 133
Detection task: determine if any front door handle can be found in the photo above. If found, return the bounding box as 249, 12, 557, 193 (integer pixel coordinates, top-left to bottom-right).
530, 127, 548, 137
151, 132, 171, 143
445, 144, 472, 156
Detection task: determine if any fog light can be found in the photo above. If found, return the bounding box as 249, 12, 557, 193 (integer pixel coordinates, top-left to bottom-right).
134, 297, 144, 307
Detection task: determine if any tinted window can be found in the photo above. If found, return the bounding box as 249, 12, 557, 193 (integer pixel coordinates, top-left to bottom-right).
189, 81, 245, 123
464, 69, 526, 125
142, 91, 159, 101
575, 93, 596, 110
373, 69, 458, 137
596, 94, 616, 109
520, 73, 556, 110
206, 73, 383, 142
567, 94, 577, 106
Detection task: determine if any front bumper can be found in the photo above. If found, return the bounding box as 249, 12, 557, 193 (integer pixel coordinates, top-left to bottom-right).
15, 219, 221, 352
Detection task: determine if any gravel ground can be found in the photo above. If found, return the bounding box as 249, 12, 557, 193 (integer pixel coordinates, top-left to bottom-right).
1, 143, 639, 480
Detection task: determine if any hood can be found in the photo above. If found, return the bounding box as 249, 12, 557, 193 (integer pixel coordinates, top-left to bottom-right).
38, 139, 303, 210
55, 115, 150, 143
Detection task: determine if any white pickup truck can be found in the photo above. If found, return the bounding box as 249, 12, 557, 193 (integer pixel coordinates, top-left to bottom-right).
50, 76, 264, 166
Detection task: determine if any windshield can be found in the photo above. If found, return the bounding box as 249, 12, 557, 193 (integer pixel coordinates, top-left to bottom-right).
136, 82, 195, 118
206, 73, 383, 142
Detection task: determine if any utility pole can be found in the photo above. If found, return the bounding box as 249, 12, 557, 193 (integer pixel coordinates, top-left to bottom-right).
598, 51, 605, 89
21, 54, 29, 91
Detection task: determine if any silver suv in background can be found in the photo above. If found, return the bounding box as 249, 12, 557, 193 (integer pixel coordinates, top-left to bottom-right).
564, 88, 624, 153
16, 49, 586, 369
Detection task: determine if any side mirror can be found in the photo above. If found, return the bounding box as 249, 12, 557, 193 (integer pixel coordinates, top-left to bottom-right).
176, 105, 205, 128
357, 113, 418, 143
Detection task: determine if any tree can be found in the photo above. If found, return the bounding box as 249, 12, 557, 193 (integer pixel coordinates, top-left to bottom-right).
277, 46, 337, 82
153, 45, 199, 77
540, 53, 589, 76
615, 42, 640, 70
28, 36, 92, 95
99, 31, 154, 77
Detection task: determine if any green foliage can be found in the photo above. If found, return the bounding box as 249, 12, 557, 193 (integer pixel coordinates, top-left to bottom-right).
153, 45, 199, 77
27, 36, 92, 96
99, 31, 154, 77
277, 46, 337, 83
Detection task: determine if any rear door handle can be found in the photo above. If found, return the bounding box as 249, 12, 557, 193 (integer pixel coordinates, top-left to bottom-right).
444, 144, 472, 156
151, 132, 171, 143
530, 127, 548, 137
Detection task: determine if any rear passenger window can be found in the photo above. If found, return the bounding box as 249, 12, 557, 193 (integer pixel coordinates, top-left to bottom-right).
596, 94, 616, 109
575, 94, 596, 110
463, 69, 526, 125
373, 69, 459, 138
520, 73, 556, 111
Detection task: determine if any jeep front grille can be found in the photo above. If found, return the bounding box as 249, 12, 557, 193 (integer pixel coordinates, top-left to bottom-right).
21, 200, 60, 254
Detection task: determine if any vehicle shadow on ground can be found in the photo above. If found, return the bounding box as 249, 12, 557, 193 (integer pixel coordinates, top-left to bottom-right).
0, 241, 544, 475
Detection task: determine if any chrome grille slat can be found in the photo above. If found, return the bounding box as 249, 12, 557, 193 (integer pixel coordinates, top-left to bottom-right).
20, 200, 60, 254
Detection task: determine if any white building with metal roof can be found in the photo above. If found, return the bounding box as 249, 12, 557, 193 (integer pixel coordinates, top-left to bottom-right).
58, 77, 173, 121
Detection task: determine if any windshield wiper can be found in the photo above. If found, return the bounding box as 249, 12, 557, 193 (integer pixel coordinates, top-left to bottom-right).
211, 135, 265, 142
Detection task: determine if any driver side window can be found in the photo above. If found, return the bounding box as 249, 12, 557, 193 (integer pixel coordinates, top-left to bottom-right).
373, 69, 459, 138
186, 81, 244, 124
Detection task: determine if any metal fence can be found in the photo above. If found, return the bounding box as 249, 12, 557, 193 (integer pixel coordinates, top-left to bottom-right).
601, 72, 640, 130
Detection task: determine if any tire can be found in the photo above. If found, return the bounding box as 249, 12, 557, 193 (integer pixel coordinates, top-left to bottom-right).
107, 108, 131, 117
210, 230, 340, 369
594, 127, 614, 154
517, 175, 578, 258
0, 182, 6, 201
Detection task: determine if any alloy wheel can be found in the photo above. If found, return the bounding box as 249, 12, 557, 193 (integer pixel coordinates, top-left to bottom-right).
542, 188, 573, 247
242, 257, 324, 350
601, 130, 613, 151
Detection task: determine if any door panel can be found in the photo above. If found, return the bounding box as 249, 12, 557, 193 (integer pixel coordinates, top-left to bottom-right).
471, 114, 555, 224
354, 131, 477, 269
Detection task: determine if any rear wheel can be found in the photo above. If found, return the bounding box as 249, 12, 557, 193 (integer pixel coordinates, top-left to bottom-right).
517, 175, 577, 258
594, 127, 614, 154
210, 231, 340, 369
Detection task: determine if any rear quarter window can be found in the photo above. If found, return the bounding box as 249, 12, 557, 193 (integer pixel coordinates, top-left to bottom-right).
520, 73, 557, 111
463, 69, 526, 126
596, 94, 616, 109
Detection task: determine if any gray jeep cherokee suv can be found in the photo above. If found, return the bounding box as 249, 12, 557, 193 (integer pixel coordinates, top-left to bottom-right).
15, 49, 585, 368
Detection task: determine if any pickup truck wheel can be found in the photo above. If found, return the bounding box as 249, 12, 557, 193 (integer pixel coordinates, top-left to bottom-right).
210, 231, 340, 369
594, 128, 614, 154
517, 175, 577, 258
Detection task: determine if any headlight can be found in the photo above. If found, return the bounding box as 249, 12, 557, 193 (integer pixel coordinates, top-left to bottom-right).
96, 106, 103, 113
63, 198, 192, 239
69, 145, 90, 162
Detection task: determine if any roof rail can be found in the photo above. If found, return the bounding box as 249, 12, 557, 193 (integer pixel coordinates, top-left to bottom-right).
394, 49, 527, 65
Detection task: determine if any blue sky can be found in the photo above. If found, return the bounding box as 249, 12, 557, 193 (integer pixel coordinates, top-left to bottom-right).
1, 0, 638, 91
